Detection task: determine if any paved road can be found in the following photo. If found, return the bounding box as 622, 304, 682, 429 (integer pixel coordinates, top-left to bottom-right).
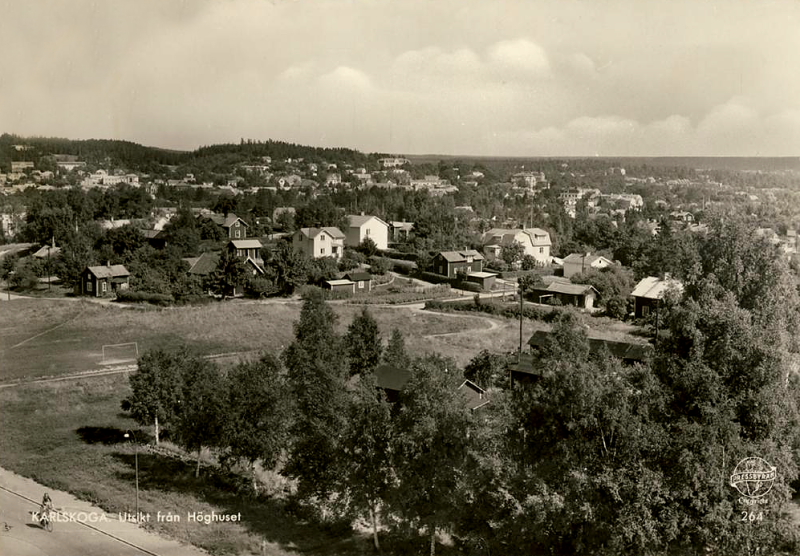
0, 469, 207, 556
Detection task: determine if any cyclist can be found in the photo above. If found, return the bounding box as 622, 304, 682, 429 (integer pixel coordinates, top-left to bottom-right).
39, 493, 54, 526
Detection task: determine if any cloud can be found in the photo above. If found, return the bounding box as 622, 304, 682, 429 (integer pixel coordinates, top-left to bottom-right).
319, 66, 374, 92
487, 38, 551, 78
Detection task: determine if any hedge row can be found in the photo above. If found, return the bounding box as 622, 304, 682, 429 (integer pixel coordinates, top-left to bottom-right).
424, 299, 564, 322
115, 290, 174, 306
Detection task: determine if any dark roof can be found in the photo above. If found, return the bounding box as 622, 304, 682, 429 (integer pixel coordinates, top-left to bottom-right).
87, 265, 129, 279
436, 249, 484, 263
184, 252, 219, 276
375, 365, 411, 392
528, 330, 653, 362
533, 282, 598, 296
140, 229, 162, 239
508, 353, 539, 377
344, 271, 372, 282
458, 380, 490, 410
222, 213, 247, 228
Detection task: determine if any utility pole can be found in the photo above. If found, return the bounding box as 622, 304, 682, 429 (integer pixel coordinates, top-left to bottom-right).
518, 281, 523, 362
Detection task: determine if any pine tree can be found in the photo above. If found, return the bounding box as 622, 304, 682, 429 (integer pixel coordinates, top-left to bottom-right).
383, 328, 410, 369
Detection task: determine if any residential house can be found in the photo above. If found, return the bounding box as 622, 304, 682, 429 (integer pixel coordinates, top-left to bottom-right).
227, 239, 265, 274
631, 275, 684, 319
323, 279, 356, 294
481, 228, 552, 264
431, 250, 484, 278
344, 271, 372, 292
375, 364, 412, 403
528, 278, 598, 310
292, 227, 345, 259
207, 213, 248, 239
79, 264, 130, 297
562, 252, 614, 278
378, 157, 410, 168
669, 211, 694, 223
140, 229, 167, 249
345, 214, 389, 251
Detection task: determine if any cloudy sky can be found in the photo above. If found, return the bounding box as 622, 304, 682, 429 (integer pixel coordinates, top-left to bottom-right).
2, 0, 799, 156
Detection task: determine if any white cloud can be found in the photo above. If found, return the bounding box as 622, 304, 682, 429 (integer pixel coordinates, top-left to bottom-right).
486, 38, 551, 79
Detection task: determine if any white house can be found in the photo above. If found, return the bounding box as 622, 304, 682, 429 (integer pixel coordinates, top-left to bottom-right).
345, 214, 389, 251
481, 228, 552, 264
562, 252, 614, 278
292, 227, 345, 259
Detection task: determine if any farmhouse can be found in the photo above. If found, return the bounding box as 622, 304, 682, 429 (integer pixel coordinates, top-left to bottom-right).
79, 264, 130, 297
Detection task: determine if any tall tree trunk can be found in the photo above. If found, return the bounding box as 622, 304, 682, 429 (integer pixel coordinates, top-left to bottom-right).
196, 448, 202, 478
429, 524, 436, 556
370, 504, 380, 551
154, 416, 160, 445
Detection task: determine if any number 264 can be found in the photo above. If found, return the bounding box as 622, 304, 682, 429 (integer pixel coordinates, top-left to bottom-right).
741, 512, 764, 522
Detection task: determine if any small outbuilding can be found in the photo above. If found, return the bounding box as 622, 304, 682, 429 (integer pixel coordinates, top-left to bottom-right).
466, 271, 497, 291
344, 271, 372, 292
323, 279, 356, 294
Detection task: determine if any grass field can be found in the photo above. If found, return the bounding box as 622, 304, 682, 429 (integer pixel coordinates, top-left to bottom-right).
0, 298, 531, 381
0, 375, 373, 556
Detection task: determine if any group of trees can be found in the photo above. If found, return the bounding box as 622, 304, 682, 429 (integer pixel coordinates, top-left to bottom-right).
122, 220, 800, 554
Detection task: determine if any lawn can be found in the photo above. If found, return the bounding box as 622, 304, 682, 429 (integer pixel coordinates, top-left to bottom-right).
0, 298, 512, 381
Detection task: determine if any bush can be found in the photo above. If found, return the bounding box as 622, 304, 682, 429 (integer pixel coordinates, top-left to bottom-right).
389, 260, 417, 275
369, 257, 392, 275
115, 290, 173, 306
424, 299, 564, 322
416, 271, 451, 285
456, 281, 483, 293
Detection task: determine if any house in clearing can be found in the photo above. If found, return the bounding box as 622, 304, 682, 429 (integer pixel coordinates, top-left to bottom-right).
631, 275, 684, 319
528, 277, 599, 310
562, 252, 614, 278
375, 365, 490, 410
431, 250, 484, 279
344, 271, 373, 292
481, 228, 552, 265
345, 214, 390, 251
79, 264, 130, 297
292, 227, 345, 259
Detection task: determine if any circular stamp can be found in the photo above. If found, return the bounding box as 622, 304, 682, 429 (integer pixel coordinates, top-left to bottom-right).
730, 457, 776, 499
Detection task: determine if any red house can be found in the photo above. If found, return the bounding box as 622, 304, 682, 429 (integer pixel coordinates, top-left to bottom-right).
79, 264, 130, 297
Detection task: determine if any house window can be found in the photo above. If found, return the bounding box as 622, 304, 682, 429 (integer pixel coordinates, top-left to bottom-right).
332, 246, 339, 254
235, 229, 241, 238
321, 248, 326, 255
358, 281, 365, 289
466, 256, 473, 263
86, 281, 92, 292
102, 281, 107, 293
539, 247, 544, 254
366, 228, 371, 235
642, 305, 650, 317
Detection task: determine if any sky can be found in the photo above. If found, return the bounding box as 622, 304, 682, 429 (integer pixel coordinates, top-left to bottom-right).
1, 0, 799, 157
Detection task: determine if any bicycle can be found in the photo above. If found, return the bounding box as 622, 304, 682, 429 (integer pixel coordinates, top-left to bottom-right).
38, 507, 55, 532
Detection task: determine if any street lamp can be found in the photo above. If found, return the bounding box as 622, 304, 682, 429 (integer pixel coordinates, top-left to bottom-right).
123, 430, 139, 523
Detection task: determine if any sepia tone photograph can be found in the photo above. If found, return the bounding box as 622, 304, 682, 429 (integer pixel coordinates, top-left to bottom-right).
1, 1, 799, 555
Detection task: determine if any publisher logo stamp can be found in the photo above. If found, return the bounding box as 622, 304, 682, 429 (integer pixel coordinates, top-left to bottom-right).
730, 457, 776, 499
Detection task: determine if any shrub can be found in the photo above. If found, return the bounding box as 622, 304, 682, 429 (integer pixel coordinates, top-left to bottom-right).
416, 271, 451, 285
456, 281, 483, 293
115, 290, 173, 306
390, 260, 417, 275
369, 257, 392, 275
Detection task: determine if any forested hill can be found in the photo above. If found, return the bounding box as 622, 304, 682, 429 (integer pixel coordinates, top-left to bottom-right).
0, 134, 383, 173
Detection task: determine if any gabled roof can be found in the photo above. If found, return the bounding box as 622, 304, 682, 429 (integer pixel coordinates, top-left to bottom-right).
32, 245, 61, 258
297, 227, 345, 240
140, 229, 163, 239
348, 214, 388, 228
223, 213, 247, 228
458, 380, 490, 410
536, 282, 598, 296
563, 253, 612, 266
325, 279, 354, 287
184, 252, 220, 276
482, 228, 552, 247
375, 365, 411, 392
87, 264, 130, 279
631, 276, 684, 300
437, 249, 484, 262
229, 239, 263, 249
344, 271, 372, 282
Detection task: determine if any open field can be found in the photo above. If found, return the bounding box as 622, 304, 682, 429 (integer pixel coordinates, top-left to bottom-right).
0, 374, 372, 556
0, 298, 535, 381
